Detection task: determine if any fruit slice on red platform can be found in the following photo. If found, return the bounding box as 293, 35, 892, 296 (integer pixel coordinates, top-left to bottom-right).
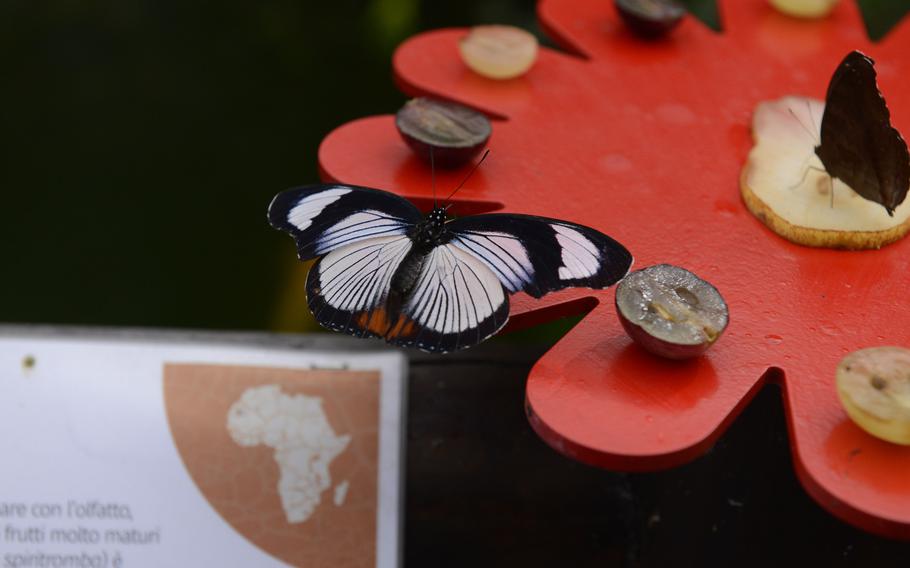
740, 96, 910, 249
458, 25, 539, 80
837, 346, 910, 446
614, 0, 686, 39
769, 0, 839, 19
395, 97, 491, 169
615, 264, 729, 360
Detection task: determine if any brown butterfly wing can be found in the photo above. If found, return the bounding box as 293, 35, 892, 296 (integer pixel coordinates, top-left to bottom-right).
814, 51, 910, 216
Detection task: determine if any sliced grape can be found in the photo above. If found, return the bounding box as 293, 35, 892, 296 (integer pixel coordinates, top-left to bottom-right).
459, 25, 538, 80
837, 346, 910, 445
769, 0, 839, 19
395, 98, 491, 169
614, 0, 686, 39
615, 264, 729, 359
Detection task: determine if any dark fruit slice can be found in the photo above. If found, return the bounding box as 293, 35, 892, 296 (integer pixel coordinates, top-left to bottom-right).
615, 264, 729, 359
836, 346, 910, 445
614, 0, 686, 39
395, 98, 492, 169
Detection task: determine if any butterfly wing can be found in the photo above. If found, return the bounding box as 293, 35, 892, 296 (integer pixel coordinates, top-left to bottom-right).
270, 184, 422, 338
306, 234, 508, 353
391, 242, 510, 353
306, 234, 414, 338
815, 51, 910, 215
382, 213, 631, 353
444, 214, 633, 298
268, 184, 423, 258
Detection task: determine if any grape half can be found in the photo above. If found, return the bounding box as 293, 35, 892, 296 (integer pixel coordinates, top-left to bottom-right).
395, 98, 491, 169
615, 264, 729, 359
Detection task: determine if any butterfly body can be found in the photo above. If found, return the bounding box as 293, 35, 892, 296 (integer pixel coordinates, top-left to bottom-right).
270, 184, 632, 353
814, 50, 910, 216
409, 207, 449, 246
388, 207, 450, 298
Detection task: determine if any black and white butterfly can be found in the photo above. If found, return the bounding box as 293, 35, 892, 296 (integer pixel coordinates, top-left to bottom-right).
815, 50, 909, 216
268, 184, 632, 353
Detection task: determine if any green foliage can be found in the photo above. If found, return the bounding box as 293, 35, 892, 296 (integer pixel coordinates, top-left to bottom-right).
365, 0, 419, 51
677, 0, 910, 39
678, 0, 722, 32
857, 0, 910, 41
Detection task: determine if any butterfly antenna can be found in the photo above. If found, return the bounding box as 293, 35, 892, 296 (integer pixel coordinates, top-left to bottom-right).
444, 149, 490, 210
430, 147, 438, 209
804, 99, 820, 145
788, 107, 820, 145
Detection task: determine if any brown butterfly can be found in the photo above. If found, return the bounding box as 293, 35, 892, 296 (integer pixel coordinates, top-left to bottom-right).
815, 50, 910, 216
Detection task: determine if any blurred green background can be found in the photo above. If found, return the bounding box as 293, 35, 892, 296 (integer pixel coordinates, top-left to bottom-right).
0, 1, 538, 333
1, 0, 906, 334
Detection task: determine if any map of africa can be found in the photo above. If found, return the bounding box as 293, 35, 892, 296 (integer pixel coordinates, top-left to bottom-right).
164, 363, 381, 567
227, 385, 352, 523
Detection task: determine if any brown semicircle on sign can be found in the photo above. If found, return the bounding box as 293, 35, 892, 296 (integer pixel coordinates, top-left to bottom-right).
163, 363, 380, 568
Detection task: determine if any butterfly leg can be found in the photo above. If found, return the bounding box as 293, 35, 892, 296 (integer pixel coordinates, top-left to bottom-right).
829, 174, 835, 209
786, 162, 827, 192
804, 166, 834, 209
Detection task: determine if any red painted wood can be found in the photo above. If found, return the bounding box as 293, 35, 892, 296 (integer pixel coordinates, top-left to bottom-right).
317, 0, 910, 539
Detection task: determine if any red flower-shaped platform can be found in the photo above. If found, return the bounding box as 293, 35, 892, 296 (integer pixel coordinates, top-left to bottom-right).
317, 0, 910, 539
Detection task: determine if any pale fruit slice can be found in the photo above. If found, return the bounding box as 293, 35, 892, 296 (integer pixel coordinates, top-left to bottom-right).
837, 346, 910, 445
769, 0, 839, 19
740, 96, 910, 249
459, 25, 538, 80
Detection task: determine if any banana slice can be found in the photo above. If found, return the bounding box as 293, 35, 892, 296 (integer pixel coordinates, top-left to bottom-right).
740, 96, 910, 249
837, 346, 910, 445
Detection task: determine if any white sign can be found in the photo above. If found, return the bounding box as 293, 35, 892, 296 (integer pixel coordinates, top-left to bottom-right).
0, 333, 405, 568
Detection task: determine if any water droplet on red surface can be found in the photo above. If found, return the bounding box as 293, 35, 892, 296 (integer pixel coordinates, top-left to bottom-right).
600, 153, 633, 172
820, 324, 839, 336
